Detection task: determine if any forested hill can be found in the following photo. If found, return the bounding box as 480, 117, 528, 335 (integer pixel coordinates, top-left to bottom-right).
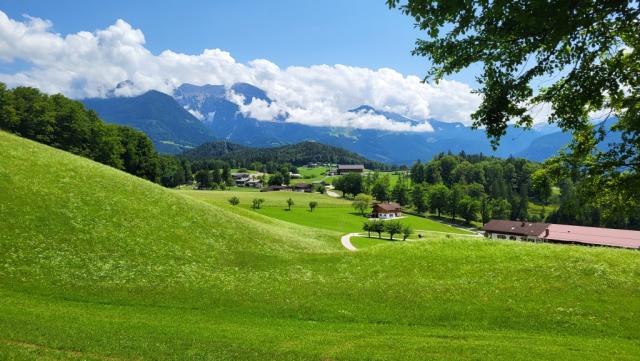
0, 83, 161, 182
181, 140, 390, 169
179, 140, 250, 159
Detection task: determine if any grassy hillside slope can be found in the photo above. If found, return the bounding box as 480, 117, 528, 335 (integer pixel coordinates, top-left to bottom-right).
1, 131, 639, 360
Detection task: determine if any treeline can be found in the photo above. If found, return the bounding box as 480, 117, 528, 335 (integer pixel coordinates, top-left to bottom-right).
182, 140, 393, 170
335, 153, 539, 224
0, 83, 202, 189
334, 151, 640, 229
0, 83, 160, 182
408, 152, 539, 222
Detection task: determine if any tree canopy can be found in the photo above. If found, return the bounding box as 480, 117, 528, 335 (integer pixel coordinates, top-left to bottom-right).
389, 0, 639, 211
0, 83, 161, 183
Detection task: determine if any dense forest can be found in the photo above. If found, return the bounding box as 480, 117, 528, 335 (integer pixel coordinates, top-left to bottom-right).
181, 140, 391, 170
338, 152, 639, 230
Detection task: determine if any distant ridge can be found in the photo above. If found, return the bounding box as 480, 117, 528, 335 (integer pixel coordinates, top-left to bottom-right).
181, 140, 390, 169
82, 81, 613, 163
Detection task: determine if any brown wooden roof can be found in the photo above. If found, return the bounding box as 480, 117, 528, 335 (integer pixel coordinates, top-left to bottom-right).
373, 202, 402, 212
483, 220, 549, 237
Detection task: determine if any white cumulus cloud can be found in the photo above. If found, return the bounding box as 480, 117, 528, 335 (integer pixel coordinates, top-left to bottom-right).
0, 11, 485, 131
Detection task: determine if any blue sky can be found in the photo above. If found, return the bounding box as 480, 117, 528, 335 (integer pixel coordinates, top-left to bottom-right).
0, 0, 477, 85
0, 1, 498, 128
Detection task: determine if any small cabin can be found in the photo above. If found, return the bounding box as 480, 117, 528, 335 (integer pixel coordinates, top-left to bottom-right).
372, 202, 402, 219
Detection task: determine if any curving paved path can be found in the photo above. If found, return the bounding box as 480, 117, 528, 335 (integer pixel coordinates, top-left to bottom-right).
341, 233, 360, 251
326, 190, 340, 198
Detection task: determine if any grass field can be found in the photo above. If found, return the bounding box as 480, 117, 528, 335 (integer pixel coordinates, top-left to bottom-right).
298, 166, 327, 178
349, 236, 390, 249
2, 131, 640, 360
180, 189, 473, 235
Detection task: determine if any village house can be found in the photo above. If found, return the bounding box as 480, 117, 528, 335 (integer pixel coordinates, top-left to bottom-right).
483, 219, 640, 249
231, 173, 251, 187
293, 183, 313, 193
232, 172, 263, 188
371, 202, 402, 219
337, 164, 364, 175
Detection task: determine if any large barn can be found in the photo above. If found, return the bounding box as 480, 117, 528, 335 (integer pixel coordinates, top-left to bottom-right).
483, 220, 640, 249
337, 164, 364, 174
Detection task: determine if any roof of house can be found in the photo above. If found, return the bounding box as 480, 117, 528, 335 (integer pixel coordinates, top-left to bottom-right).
483, 220, 549, 237
266, 185, 291, 190
373, 202, 402, 212
337, 164, 364, 170
544, 224, 640, 249
293, 182, 312, 188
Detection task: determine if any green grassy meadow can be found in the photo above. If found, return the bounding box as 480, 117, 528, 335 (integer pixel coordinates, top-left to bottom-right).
297, 166, 328, 179
1, 131, 640, 360
179, 189, 473, 235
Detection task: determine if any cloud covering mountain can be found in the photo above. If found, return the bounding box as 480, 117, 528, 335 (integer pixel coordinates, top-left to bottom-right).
0, 11, 480, 132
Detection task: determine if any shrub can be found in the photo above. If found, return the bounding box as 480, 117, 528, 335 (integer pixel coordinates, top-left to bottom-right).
402, 225, 412, 241
352, 193, 372, 216
251, 198, 265, 209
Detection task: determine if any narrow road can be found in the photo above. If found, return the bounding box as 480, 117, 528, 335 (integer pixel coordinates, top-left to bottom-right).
326, 190, 340, 198
341, 233, 359, 251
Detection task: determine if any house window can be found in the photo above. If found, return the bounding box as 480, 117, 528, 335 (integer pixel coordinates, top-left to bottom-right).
509, 236, 517, 240
497, 234, 506, 240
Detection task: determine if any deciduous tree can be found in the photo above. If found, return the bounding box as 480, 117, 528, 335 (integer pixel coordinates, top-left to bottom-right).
384, 220, 402, 241
352, 193, 372, 216
389, 0, 640, 212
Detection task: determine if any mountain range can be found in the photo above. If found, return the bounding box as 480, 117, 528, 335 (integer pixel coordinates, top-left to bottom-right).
83, 89, 215, 153
81, 82, 597, 164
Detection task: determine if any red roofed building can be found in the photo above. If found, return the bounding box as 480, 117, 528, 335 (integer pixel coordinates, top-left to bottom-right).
483, 219, 640, 249
543, 224, 640, 249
